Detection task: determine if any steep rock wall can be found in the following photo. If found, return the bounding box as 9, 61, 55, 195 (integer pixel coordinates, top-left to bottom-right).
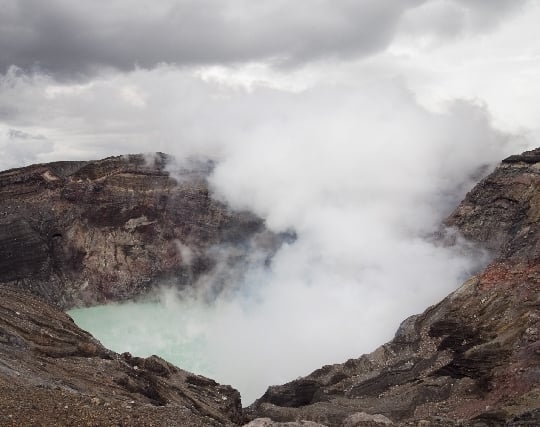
0, 153, 278, 309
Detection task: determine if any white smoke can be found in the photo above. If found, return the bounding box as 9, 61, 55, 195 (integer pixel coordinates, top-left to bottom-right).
151, 79, 517, 403
3, 63, 531, 404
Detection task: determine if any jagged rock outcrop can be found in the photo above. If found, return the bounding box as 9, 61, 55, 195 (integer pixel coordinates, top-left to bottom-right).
447, 147, 540, 259
247, 149, 540, 426
0, 153, 280, 309
0, 285, 242, 426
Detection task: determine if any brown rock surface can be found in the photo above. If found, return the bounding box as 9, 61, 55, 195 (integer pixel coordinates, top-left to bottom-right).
247, 149, 540, 426
0, 153, 279, 309
0, 285, 242, 426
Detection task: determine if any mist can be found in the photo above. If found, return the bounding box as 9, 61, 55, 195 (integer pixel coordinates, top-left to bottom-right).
150, 80, 517, 403
69, 74, 523, 403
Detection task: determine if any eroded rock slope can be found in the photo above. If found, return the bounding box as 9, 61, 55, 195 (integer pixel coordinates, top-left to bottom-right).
247, 149, 540, 426
0, 285, 242, 426
0, 153, 278, 309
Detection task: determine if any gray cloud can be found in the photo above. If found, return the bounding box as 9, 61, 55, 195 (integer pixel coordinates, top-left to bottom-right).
453, 0, 529, 29
8, 129, 46, 140
399, 0, 529, 41
0, 0, 528, 78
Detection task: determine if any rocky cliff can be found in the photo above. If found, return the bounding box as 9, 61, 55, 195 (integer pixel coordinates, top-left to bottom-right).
0, 153, 279, 309
247, 149, 540, 426
0, 150, 539, 426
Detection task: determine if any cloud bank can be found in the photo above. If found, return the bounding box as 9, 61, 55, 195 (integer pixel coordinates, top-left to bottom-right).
0, 0, 530, 77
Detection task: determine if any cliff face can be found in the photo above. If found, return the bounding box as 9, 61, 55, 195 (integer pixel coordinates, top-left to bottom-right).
1, 150, 539, 426
0, 153, 278, 309
0, 285, 242, 426
447, 149, 540, 260
248, 149, 540, 426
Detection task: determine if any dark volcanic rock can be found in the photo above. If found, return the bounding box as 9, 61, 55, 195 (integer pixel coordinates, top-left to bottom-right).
446, 147, 540, 259
248, 149, 540, 426
0, 285, 242, 426
0, 153, 279, 309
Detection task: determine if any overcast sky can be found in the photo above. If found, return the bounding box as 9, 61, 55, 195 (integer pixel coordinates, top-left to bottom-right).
0, 0, 527, 75
1, 0, 539, 168
2, 0, 540, 402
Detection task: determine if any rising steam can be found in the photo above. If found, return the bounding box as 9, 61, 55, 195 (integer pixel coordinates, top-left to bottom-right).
71, 76, 523, 403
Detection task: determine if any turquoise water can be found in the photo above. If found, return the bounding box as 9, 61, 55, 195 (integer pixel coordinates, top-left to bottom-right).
68, 299, 213, 378
67, 293, 278, 404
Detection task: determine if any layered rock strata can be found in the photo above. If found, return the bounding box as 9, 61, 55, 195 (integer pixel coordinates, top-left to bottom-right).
1, 150, 539, 426
247, 149, 540, 426
0, 153, 278, 309
0, 285, 242, 426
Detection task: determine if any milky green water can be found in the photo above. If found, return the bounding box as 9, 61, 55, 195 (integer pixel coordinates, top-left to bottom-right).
68, 300, 213, 379
67, 294, 277, 405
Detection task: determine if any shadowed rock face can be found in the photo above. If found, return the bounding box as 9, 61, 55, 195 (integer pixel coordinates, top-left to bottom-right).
248, 149, 540, 426
0, 153, 279, 309
0, 153, 275, 425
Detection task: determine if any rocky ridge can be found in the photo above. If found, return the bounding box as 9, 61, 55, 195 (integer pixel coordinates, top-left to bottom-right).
0, 153, 274, 425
